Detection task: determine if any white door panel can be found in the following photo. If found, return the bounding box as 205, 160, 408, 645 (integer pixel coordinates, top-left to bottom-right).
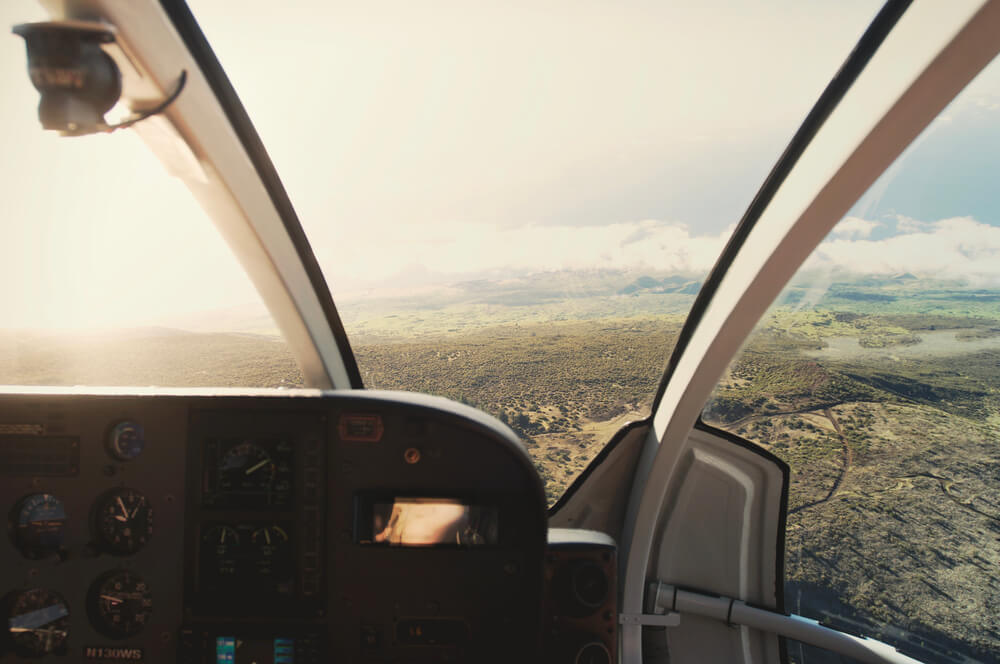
548, 421, 650, 541
650, 427, 786, 664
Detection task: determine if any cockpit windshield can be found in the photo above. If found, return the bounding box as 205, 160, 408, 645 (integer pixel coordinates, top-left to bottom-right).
2, 1, 884, 503
190, 1, 885, 501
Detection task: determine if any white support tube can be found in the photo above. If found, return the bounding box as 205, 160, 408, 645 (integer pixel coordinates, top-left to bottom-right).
652, 583, 924, 664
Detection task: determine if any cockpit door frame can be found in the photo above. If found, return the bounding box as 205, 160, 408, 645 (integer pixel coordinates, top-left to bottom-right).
617, 2, 1000, 662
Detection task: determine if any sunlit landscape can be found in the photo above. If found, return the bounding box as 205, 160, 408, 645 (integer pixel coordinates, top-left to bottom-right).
2, 267, 998, 662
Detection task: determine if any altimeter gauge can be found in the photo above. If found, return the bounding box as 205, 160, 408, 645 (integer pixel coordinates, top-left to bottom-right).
87, 570, 153, 638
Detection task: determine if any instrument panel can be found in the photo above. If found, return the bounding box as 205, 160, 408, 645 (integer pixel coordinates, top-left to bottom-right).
0, 389, 551, 663
186, 408, 327, 619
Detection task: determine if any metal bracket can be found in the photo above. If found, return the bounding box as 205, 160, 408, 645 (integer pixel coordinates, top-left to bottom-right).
618, 612, 681, 628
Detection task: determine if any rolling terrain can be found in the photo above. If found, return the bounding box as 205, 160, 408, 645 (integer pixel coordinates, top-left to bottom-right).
704, 295, 1000, 662
3, 270, 999, 661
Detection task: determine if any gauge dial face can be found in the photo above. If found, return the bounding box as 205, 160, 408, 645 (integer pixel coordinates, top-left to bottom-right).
251, 525, 289, 554
11, 494, 66, 559
220, 443, 275, 494
205, 524, 240, 548
107, 421, 145, 461
88, 570, 152, 638
95, 488, 153, 555
6, 588, 70, 656
250, 525, 292, 582
201, 525, 240, 578
198, 523, 294, 597
202, 439, 293, 509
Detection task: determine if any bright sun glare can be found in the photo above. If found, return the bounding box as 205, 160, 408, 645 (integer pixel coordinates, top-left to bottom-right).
0, 1, 890, 332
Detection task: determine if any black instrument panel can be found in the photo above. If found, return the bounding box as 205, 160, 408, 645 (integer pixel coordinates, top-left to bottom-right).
185, 407, 327, 620
0, 389, 548, 663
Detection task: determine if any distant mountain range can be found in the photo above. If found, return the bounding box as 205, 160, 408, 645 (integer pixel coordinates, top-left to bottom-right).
36, 269, 992, 339
619, 274, 703, 295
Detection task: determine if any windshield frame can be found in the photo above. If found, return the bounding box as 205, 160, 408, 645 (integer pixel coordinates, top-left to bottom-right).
617, 0, 1000, 659
549, 0, 911, 516
161, 0, 362, 388
44, 0, 365, 390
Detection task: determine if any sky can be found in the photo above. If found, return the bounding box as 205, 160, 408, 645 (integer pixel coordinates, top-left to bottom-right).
1, 1, 999, 331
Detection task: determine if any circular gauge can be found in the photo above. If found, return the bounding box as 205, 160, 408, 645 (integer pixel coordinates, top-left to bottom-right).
87, 570, 152, 638
220, 443, 275, 493
10, 494, 66, 559
107, 421, 145, 461
94, 488, 153, 555
204, 524, 240, 549
5, 588, 70, 656
250, 525, 291, 582
251, 525, 289, 553
201, 525, 240, 578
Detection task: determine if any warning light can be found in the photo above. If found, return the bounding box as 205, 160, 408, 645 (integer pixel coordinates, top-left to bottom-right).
338, 414, 383, 442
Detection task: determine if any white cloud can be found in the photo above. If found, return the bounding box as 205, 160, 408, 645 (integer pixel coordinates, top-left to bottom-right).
829, 216, 878, 239
809, 216, 1000, 283
324, 220, 734, 291
973, 96, 1000, 112
327, 214, 1000, 295
894, 215, 934, 234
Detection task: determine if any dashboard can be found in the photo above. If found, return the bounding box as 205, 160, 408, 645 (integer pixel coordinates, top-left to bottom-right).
0, 389, 616, 664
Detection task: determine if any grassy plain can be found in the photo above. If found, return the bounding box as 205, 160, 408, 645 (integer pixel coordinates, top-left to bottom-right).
353, 316, 682, 498
704, 281, 1000, 662
349, 273, 1000, 661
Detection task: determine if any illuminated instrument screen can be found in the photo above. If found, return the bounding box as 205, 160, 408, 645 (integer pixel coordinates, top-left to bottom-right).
361, 498, 499, 547
215, 637, 294, 664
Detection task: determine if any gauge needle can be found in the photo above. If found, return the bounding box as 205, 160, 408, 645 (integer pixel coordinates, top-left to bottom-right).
264, 528, 271, 545
130, 500, 142, 519
100, 595, 122, 605
9, 627, 66, 635
245, 459, 270, 475
116, 496, 129, 521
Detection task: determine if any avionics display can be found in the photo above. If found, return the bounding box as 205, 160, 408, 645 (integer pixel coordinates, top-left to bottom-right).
359, 497, 499, 547
216, 636, 295, 664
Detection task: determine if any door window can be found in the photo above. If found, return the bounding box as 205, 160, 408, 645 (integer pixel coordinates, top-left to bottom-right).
703, 56, 1000, 662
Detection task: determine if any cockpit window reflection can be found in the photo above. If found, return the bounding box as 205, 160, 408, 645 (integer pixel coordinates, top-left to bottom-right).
366, 499, 499, 547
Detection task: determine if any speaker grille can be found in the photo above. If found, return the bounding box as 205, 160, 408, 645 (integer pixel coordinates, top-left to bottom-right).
544, 529, 617, 664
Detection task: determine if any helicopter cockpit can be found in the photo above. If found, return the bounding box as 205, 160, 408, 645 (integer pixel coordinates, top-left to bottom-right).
2, 2, 999, 663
